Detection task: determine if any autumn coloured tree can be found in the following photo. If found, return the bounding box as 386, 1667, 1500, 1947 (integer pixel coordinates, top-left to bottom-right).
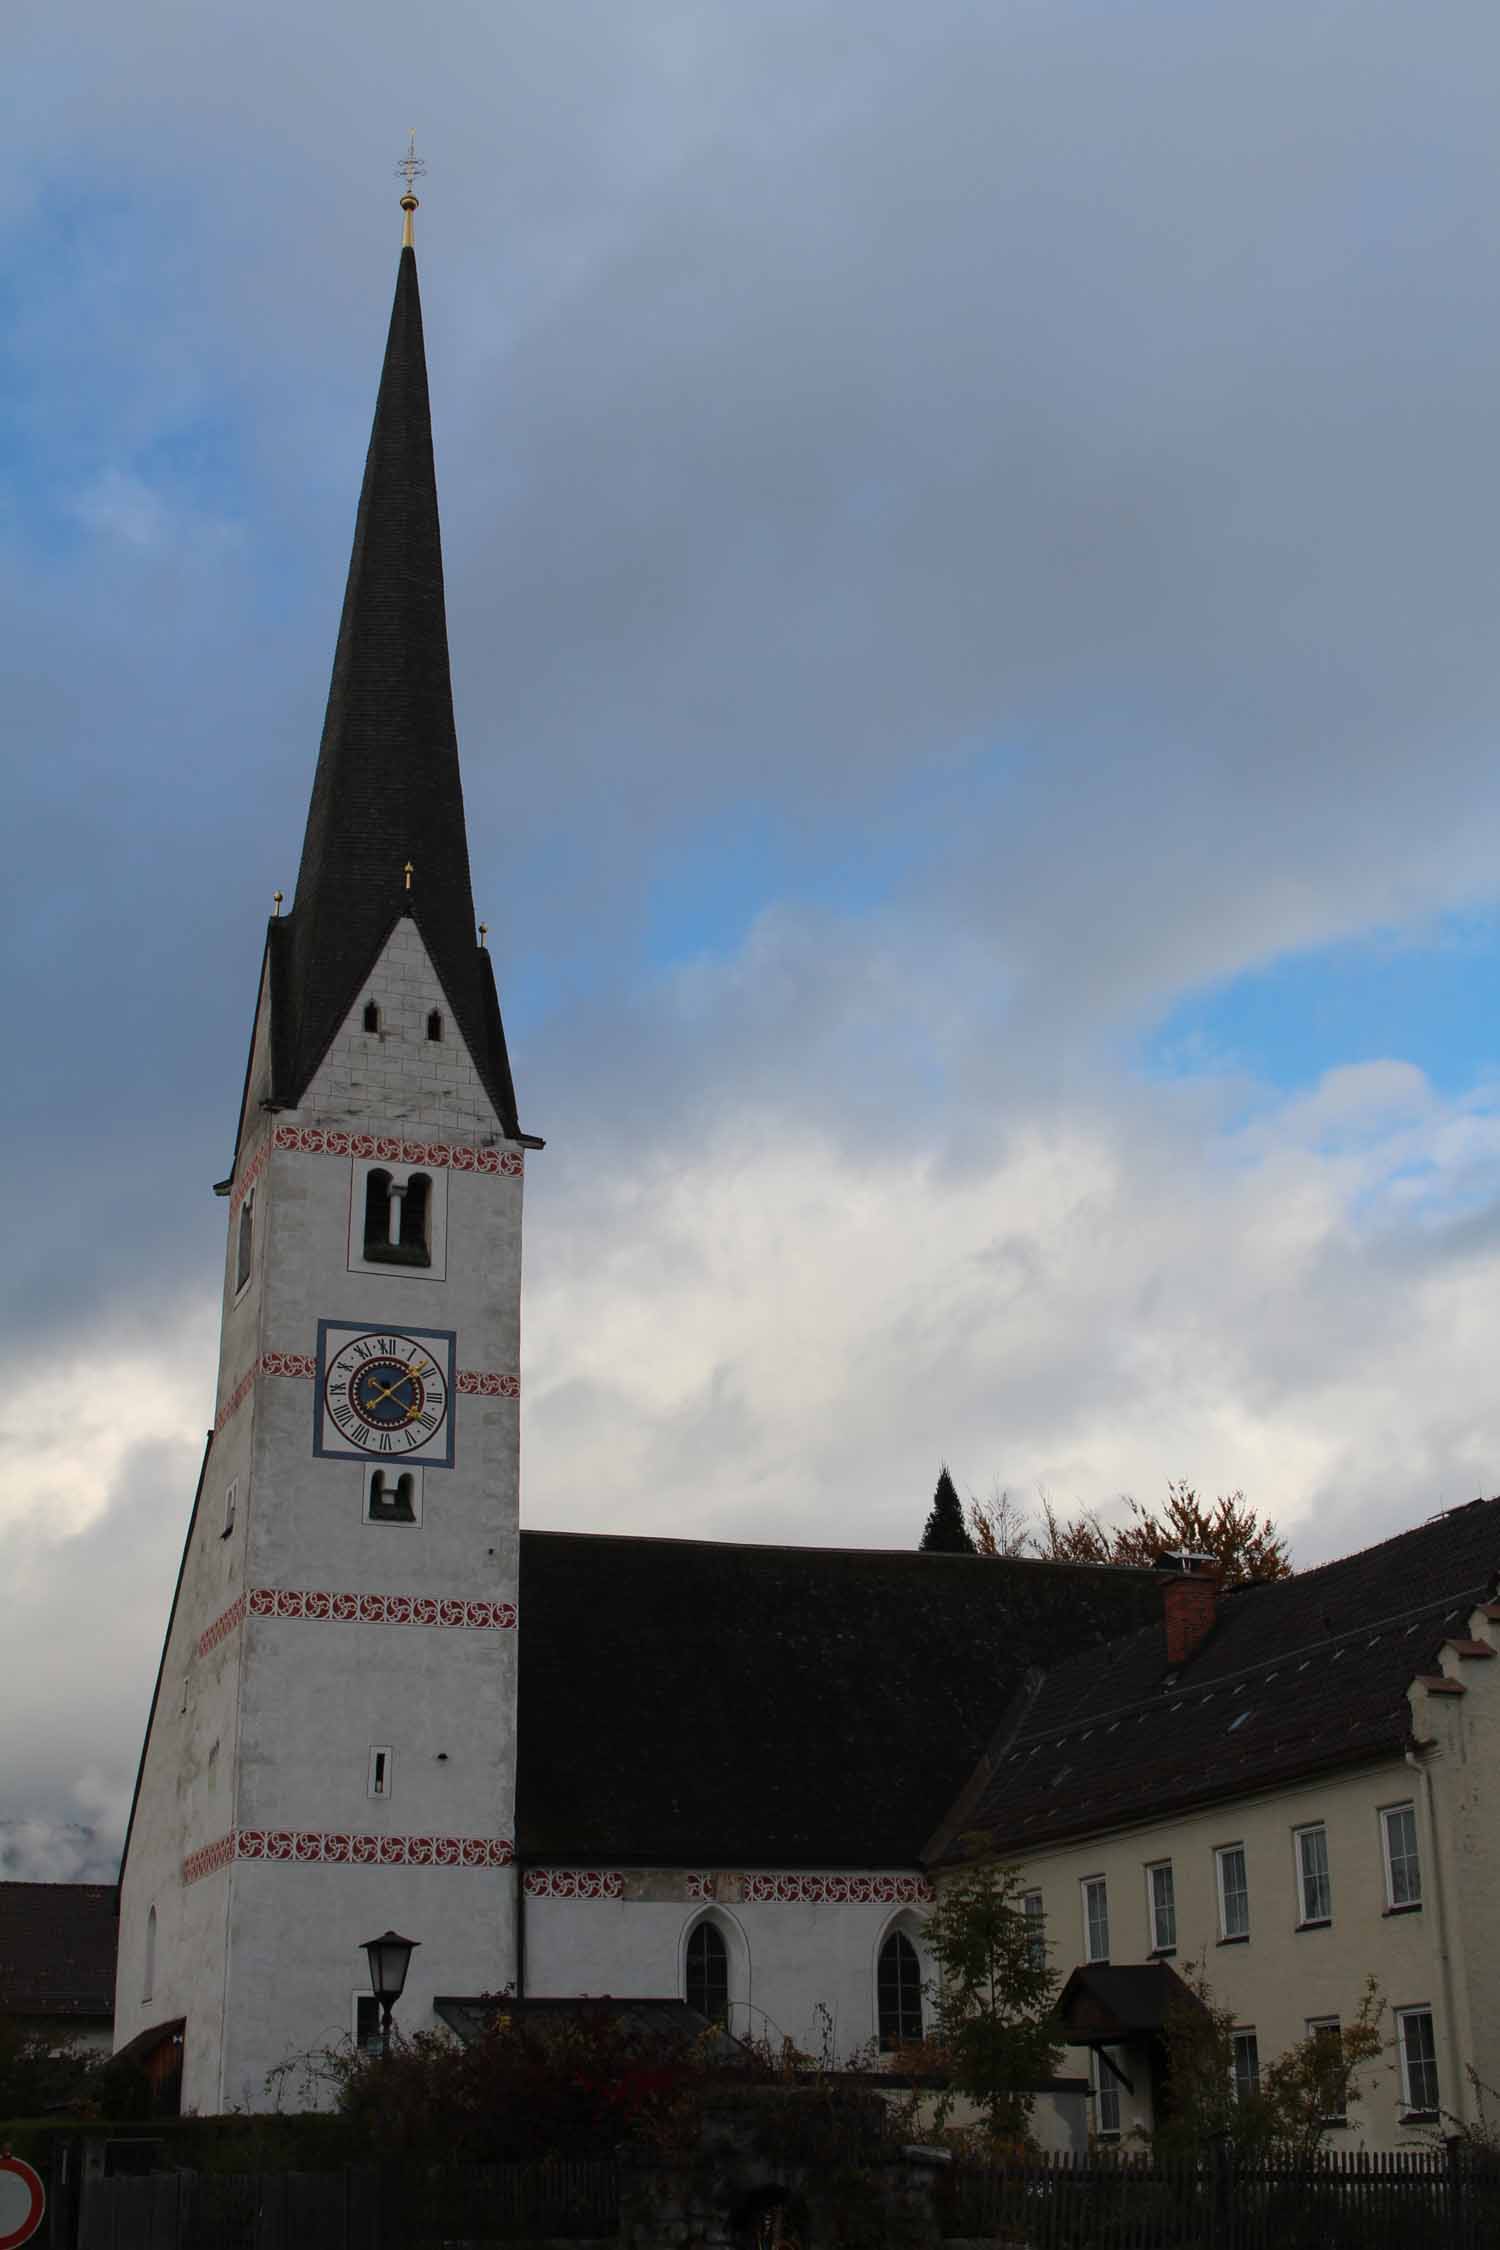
968, 1481, 1291, 1585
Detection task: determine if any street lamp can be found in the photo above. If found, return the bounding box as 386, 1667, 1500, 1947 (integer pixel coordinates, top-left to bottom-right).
361, 1929, 420, 2061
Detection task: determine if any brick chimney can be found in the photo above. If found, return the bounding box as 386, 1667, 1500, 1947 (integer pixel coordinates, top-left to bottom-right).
1158, 1550, 1221, 1668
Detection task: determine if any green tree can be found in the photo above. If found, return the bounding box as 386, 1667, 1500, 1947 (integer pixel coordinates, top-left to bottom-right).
921, 1465, 976, 1554
1153, 1964, 1383, 2160
922, 1855, 1061, 2145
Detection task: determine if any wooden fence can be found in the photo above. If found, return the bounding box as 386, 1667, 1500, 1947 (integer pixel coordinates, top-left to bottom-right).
940, 2144, 1500, 2250
75, 2156, 620, 2249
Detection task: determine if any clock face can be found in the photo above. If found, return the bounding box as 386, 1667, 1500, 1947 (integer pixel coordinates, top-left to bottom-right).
315, 1323, 456, 1468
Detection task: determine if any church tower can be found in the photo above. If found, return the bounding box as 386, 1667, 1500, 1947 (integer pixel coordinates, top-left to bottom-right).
115, 187, 535, 2113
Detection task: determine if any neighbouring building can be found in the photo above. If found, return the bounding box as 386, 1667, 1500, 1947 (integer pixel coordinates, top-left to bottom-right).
111, 190, 1159, 2114
927, 1499, 1500, 2149
0, 1882, 117, 2054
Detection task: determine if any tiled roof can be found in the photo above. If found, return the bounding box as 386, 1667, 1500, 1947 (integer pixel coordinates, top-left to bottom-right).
515, 1532, 1160, 1867
0, 1881, 117, 2020
272, 245, 521, 1134
940, 1497, 1500, 1864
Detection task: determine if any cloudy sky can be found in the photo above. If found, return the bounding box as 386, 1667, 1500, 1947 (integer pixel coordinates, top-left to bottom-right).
9, 0, 1500, 1879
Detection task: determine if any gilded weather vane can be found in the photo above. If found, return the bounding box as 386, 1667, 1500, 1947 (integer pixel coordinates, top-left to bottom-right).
397, 130, 427, 246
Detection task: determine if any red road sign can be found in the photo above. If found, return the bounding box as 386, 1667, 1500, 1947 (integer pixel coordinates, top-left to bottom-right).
0, 2154, 45, 2250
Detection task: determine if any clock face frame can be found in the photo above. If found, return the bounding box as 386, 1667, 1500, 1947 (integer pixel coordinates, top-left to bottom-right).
314, 1322, 457, 1469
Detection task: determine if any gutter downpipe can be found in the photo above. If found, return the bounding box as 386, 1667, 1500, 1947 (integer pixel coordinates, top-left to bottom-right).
1406, 1746, 1464, 2126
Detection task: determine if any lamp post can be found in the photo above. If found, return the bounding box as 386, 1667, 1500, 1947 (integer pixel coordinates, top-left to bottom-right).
361, 1929, 420, 2062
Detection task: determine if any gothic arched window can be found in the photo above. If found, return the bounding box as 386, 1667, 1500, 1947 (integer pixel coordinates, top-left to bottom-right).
235, 1191, 254, 1294
400, 1174, 431, 1258
685, 1920, 729, 2026
877, 1930, 923, 2050
362, 1168, 432, 1266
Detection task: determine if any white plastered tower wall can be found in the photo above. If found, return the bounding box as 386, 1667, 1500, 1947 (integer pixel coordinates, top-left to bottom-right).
116, 920, 526, 2112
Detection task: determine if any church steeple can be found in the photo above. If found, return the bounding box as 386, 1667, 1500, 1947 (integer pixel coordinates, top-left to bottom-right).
271, 218, 520, 1136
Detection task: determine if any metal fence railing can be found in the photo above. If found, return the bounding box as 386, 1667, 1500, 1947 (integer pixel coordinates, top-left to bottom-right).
939, 2144, 1500, 2250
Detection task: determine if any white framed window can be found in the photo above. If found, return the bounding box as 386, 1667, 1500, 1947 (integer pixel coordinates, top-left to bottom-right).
1082, 1876, 1110, 1962
1381, 1802, 1422, 1909
348, 1158, 448, 1280
1215, 1844, 1249, 1940
1021, 1889, 1046, 1969
1092, 2047, 1122, 2139
1232, 2029, 1260, 2103
1295, 1823, 1332, 1924
367, 1746, 392, 1799
1306, 2017, 1345, 2122
221, 1479, 238, 1538
364, 1464, 423, 1526
1146, 1861, 1176, 1952
1396, 2006, 1440, 2116
354, 1993, 382, 2055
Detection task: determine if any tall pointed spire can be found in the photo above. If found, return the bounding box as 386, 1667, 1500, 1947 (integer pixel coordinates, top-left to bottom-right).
272, 218, 520, 1136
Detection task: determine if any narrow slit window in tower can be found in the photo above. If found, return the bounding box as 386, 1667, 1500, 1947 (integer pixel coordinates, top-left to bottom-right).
427, 1009, 443, 1041
363, 1000, 380, 1033
235, 1191, 254, 1295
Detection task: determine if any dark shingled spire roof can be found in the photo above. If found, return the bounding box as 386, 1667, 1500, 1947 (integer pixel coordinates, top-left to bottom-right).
271, 243, 520, 1134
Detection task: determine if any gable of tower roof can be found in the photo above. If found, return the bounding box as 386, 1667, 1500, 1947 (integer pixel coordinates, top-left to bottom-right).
514, 1532, 1161, 1868
933, 1494, 1500, 1865
270, 245, 520, 1137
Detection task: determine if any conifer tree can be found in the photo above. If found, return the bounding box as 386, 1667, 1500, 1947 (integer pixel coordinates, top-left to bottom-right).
920, 1465, 976, 1553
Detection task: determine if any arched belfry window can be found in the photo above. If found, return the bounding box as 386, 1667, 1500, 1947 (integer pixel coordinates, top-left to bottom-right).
877, 1929, 923, 2051
363, 1000, 380, 1033
235, 1192, 254, 1295
685, 1919, 729, 2026
362, 1170, 432, 1267
427, 1009, 443, 1042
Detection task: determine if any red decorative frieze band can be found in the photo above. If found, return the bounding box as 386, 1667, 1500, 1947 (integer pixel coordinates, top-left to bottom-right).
686, 1873, 934, 1906
184, 1829, 513, 1882
524, 1869, 625, 1900
230, 1134, 271, 1218
247, 1588, 517, 1630
239, 1829, 513, 1869
214, 1351, 317, 1435
274, 1125, 523, 1176
216, 1354, 513, 1435
198, 1595, 247, 1660
457, 1370, 520, 1398
184, 1835, 235, 1885
263, 1350, 318, 1380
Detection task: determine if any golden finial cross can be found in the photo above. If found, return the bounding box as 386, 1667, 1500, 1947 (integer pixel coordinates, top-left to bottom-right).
403, 861, 414, 892
272, 890, 284, 917
478, 922, 488, 948
397, 131, 426, 245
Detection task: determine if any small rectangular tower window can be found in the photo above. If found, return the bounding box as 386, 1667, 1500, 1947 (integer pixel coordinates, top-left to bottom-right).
221, 1480, 238, 1538
427, 1009, 443, 1041
363, 1000, 381, 1033
368, 1747, 392, 1799
364, 1465, 422, 1526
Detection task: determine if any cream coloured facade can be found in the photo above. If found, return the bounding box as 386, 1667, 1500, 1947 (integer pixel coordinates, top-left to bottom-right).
934, 1544, 1500, 2153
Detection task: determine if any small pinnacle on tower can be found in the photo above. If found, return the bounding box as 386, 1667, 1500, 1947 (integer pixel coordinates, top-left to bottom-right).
397, 129, 426, 248
478, 922, 488, 948
403, 860, 414, 891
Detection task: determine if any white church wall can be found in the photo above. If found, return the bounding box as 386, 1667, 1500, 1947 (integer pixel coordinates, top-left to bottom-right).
524, 1875, 936, 2064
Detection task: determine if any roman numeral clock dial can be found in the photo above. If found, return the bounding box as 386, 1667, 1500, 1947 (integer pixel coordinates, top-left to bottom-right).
315, 1323, 457, 1468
